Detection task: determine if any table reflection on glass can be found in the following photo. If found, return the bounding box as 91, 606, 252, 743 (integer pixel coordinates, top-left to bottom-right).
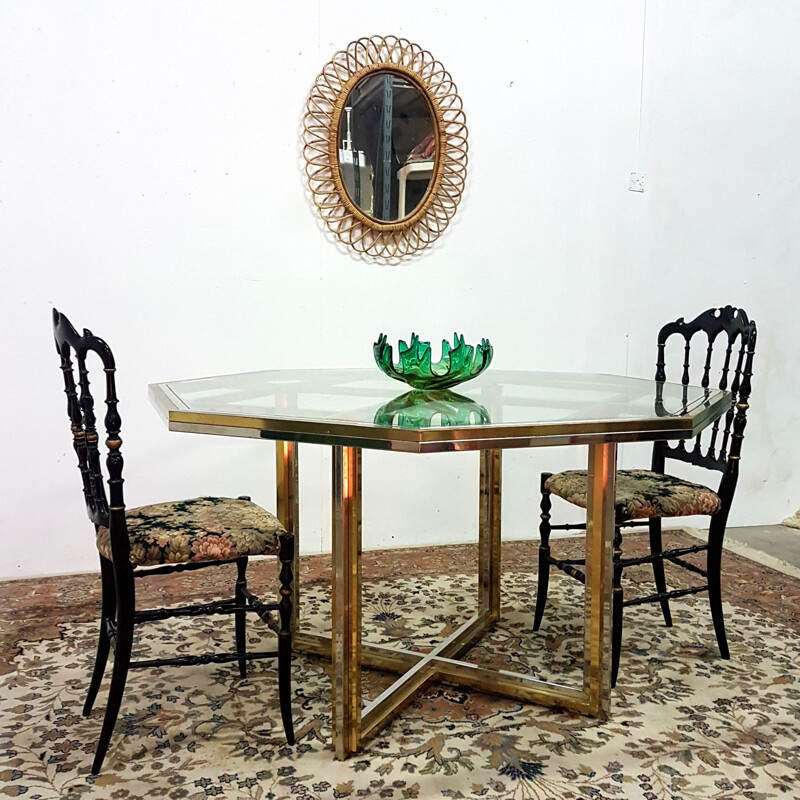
149, 369, 730, 759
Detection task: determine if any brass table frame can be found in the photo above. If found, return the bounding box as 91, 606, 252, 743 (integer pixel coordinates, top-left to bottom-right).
149, 372, 731, 759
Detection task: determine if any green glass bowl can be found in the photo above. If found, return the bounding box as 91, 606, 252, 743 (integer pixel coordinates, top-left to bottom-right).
373, 333, 493, 391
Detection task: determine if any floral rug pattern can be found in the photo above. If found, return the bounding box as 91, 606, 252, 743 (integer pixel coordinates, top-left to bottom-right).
1, 534, 799, 799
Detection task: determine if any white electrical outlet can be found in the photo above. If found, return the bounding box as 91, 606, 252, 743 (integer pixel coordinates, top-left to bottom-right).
629, 172, 646, 193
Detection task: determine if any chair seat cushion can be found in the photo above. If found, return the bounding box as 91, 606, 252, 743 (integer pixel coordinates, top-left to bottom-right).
544, 469, 721, 520
96, 496, 286, 567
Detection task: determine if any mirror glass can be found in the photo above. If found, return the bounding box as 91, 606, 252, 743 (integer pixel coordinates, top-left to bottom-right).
337, 71, 436, 222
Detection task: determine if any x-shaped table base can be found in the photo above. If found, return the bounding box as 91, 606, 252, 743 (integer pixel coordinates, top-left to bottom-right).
276, 442, 615, 759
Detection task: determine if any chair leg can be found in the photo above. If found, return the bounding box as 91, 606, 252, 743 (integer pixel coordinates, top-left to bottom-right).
235, 556, 248, 678
277, 533, 295, 745
533, 472, 553, 631
648, 517, 673, 627
707, 518, 730, 659
91, 573, 135, 775
611, 524, 624, 688
84, 556, 116, 716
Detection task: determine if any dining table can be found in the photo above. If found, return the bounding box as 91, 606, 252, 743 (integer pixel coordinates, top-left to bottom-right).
148, 368, 731, 759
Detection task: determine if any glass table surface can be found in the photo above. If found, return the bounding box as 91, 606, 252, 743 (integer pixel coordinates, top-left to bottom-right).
150, 369, 730, 452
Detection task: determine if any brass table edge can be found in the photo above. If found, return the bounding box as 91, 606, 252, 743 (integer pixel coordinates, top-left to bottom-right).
147, 381, 732, 452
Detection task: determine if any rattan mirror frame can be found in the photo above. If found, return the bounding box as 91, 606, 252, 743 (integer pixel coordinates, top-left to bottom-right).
302, 36, 468, 259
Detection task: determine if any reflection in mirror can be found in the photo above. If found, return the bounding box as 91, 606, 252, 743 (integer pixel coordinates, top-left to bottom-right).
338, 71, 435, 221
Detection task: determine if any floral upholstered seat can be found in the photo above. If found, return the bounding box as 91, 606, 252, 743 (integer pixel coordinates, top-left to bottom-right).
544, 469, 721, 521
96, 496, 286, 567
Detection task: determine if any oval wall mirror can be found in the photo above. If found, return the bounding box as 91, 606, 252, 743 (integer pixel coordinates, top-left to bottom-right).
303, 36, 468, 259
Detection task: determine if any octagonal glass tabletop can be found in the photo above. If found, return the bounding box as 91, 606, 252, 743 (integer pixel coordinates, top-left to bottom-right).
149, 369, 730, 452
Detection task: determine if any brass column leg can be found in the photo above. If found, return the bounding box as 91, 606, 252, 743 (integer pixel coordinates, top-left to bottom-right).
332, 445, 362, 759
583, 442, 616, 716
478, 449, 502, 622
276, 440, 300, 631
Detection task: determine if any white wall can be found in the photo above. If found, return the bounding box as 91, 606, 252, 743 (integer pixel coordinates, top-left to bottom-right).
2, 1, 798, 579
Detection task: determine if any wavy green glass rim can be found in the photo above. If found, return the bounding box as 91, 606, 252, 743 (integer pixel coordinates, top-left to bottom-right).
373, 332, 493, 390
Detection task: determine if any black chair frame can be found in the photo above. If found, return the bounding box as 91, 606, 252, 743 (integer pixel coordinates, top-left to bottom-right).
533, 306, 757, 686
53, 309, 295, 774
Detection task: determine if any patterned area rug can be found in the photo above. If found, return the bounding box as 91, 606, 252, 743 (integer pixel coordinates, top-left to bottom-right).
1, 533, 799, 800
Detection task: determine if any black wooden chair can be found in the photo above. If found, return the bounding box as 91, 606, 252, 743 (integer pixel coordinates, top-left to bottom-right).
52, 309, 295, 774
533, 306, 757, 687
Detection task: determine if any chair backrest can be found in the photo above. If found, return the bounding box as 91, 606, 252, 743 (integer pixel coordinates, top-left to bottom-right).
652, 306, 757, 510
53, 310, 127, 546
